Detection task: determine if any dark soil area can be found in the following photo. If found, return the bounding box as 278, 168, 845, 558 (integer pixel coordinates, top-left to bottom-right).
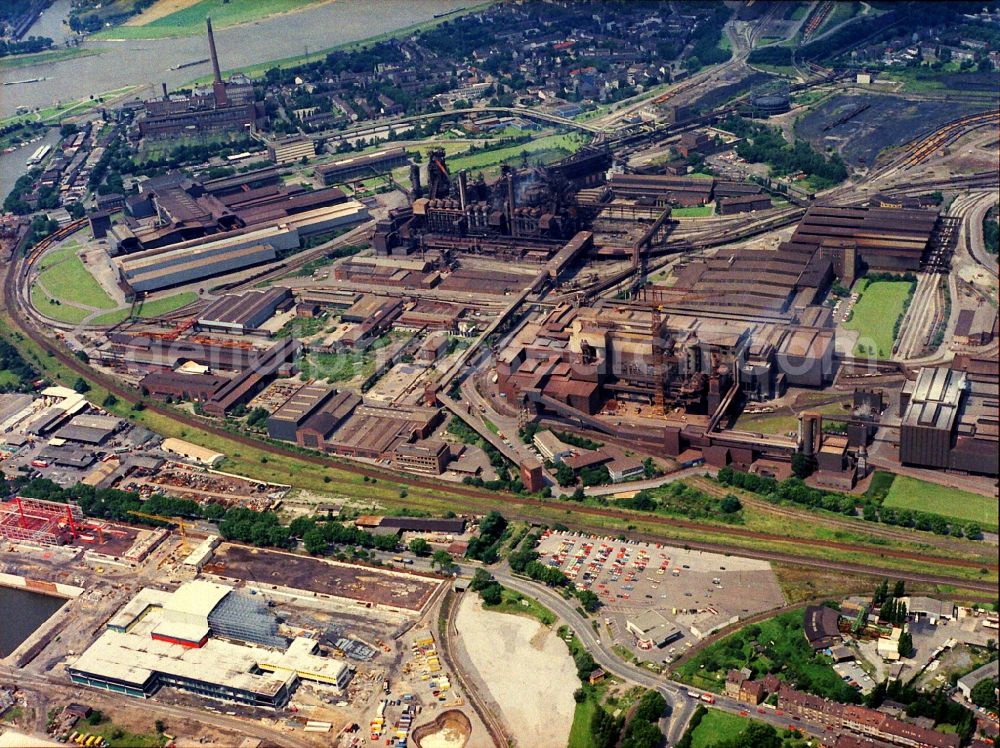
795, 94, 983, 168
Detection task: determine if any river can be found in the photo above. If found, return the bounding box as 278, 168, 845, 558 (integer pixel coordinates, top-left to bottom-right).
1, 0, 469, 118
0, 586, 66, 658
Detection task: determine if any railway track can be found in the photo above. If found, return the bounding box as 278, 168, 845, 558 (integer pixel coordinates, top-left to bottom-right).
685, 476, 993, 556
4, 235, 998, 593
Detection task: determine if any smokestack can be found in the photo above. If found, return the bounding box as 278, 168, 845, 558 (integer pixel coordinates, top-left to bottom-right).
161, 82, 169, 101
206, 16, 228, 106
507, 169, 517, 237
458, 170, 468, 212
409, 163, 422, 199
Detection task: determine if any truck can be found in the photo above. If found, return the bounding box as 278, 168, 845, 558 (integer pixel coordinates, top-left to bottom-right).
30, 459, 49, 468
383, 679, 391, 694
700, 693, 716, 704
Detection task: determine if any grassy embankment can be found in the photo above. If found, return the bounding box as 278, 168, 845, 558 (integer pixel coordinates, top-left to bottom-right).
0, 47, 100, 71
92, 0, 329, 39
882, 475, 998, 530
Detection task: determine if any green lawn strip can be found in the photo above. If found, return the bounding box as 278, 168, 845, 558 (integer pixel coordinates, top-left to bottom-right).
89, 291, 200, 326
843, 279, 913, 357
0, 370, 21, 387
92, 0, 327, 39
483, 586, 556, 626
30, 286, 92, 324
35, 244, 116, 309
446, 133, 584, 173
884, 476, 998, 530
567, 685, 601, 748
671, 205, 715, 217
0, 47, 100, 71
689, 709, 755, 748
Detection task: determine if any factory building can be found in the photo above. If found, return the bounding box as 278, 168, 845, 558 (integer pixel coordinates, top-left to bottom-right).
137, 20, 258, 139
115, 201, 367, 295
316, 147, 410, 185
140, 371, 227, 403
266, 384, 341, 442
197, 287, 292, 334
609, 174, 714, 206
718, 195, 771, 215
899, 357, 999, 476
267, 136, 316, 165
790, 205, 939, 274
393, 439, 450, 475
69, 581, 351, 708
202, 339, 301, 417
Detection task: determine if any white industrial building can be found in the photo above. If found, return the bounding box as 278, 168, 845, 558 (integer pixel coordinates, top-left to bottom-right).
69, 580, 351, 708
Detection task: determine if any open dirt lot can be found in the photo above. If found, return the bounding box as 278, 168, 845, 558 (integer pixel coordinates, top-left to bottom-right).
454, 595, 576, 747
204, 542, 442, 612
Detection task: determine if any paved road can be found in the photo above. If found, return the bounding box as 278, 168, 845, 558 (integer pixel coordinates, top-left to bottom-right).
584, 466, 711, 497
486, 568, 842, 746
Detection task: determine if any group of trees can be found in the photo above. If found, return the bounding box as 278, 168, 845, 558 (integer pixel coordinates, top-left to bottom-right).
288, 514, 399, 556
464, 510, 508, 563
0, 338, 37, 392
716, 467, 981, 539
721, 115, 847, 187
0, 36, 52, 58
615, 483, 743, 525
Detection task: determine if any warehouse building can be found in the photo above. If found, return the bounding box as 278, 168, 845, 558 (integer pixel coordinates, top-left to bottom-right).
899, 358, 999, 476
139, 371, 228, 402
790, 205, 939, 274
719, 195, 771, 215
266, 384, 339, 442
202, 339, 301, 417
316, 147, 409, 185
197, 287, 292, 334
294, 390, 362, 451
69, 581, 351, 708
609, 173, 714, 206
625, 610, 682, 648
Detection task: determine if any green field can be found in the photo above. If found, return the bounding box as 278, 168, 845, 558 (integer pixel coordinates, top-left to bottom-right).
446, 133, 585, 177
94, 0, 327, 39
88, 291, 199, 326
843, 278, 914, 357
884, 476, 998, 529
30, 286, 92, 324
34, 243, 116, 311
671, 205, 715, 218
689, 710, 754, 748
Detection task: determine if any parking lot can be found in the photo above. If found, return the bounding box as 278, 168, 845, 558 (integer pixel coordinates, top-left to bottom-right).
832, 660, 876, 695
535, 530, 785, 661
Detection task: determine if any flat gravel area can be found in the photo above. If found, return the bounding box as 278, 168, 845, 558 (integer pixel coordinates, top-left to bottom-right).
455, 594, 576, 747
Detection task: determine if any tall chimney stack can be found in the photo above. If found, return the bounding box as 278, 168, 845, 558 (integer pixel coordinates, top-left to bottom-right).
206, 17, 228, 107
506, 168, 518, 237
458, 170, 468, 212
161, 82, 169, 101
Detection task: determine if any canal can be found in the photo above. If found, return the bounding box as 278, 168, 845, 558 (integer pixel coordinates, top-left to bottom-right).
0, 586, 66, 658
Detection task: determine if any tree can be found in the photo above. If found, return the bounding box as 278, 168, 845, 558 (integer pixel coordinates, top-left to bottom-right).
469, 568, 493, 591
72, 377, 91, 394
303, 526, 327, 555
720, 495, 742, 514
897, 631, 914, 658
409, 537, 431, 556
154, 720, 166, 734
480, 582, 503, 605
556, 461, 576, 486
432, 549, 456, 573
893, 579, 905, 598
791, 452, 814, 479
971, 677, 998, 709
